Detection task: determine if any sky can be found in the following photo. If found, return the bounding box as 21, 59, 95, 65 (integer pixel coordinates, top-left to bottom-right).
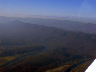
0, 0, 96, 18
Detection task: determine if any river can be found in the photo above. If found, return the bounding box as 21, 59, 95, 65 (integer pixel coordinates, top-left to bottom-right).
0, 46, 50, 68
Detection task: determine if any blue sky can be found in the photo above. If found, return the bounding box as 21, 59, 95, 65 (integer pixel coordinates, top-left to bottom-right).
0, 0, 96, 18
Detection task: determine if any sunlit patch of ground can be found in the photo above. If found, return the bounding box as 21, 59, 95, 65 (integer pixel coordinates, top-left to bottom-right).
0, 56, 16, 61
0, 56, 16, 66
0, 51, 37, 67
0, 56, 15, 66
45, 65, 71, 72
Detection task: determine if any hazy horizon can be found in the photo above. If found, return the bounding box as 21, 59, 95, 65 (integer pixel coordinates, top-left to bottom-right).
0, 0, 96, 18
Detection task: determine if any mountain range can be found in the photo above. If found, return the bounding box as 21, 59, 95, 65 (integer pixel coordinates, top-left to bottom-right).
0, 16, 96, 34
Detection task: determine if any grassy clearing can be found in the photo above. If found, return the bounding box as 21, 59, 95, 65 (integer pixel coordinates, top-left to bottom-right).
0, 56, 16, 61
0, 51, 37, 64
0, 56, 15, 66
0, 51, 37, 66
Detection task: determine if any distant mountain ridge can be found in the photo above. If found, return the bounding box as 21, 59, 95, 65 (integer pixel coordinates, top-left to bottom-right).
0, 16, 96, 34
